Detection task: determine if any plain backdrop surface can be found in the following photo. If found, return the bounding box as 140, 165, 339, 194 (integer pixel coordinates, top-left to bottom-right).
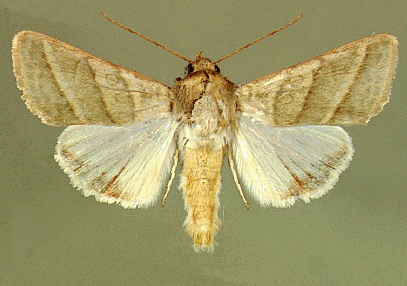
1, 1, 406, 285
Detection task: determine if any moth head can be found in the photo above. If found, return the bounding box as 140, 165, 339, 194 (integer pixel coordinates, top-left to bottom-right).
185, 51, 220, 75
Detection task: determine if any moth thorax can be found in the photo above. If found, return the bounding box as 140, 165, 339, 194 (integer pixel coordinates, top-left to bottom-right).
191, 94, 220, 138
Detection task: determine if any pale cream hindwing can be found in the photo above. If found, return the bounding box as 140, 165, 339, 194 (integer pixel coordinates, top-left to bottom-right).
12, 31, 171, 126
233, 115, 353, 207
236, 34, 398, 127
55, 115, 179, 208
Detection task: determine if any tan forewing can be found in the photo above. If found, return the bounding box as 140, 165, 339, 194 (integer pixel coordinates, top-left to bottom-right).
236, 34, 398, 127
12, 30, 171, 126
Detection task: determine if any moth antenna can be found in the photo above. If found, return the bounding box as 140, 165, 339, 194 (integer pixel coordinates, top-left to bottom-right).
213, 14, 303, 64
102, 12, 193, 63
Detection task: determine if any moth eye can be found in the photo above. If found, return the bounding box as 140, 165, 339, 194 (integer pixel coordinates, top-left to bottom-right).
214, 65, 220, 73
186, 63, 194, 74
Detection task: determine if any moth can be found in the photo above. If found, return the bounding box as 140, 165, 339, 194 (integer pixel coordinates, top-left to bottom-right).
12, 13, 398, 252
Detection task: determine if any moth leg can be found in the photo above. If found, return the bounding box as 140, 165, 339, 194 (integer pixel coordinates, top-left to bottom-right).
161, 149, 180, 207
227, 149, 250, 210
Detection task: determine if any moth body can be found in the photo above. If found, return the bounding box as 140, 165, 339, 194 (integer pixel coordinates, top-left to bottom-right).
172, 56, 239, 251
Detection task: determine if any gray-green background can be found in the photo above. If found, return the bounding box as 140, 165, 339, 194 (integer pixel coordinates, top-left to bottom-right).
1, 1, 406, 285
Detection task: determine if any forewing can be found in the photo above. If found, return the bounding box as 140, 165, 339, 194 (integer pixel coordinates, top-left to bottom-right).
55, 114, 178, 208
12, 30, 171, 126
236, 34, 398, 127
232, 115, 353, 207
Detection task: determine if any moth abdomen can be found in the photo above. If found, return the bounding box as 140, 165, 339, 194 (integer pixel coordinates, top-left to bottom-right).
181, 145, 222, 252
